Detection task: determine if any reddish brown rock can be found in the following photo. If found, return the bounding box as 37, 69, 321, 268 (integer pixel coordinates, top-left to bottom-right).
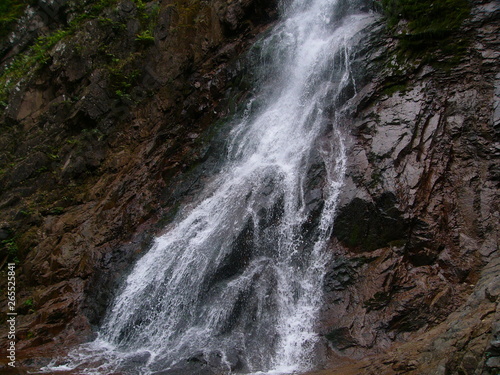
0, 0, 498, 374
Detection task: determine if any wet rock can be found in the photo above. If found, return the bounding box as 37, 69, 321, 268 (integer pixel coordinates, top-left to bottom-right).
121, 351, 152, 369
319, 1, 500, 371
0, 1, 497, 374
6, 152, 50, 187
152, 354, 224, 375
333, 193, 409, 252
325, 327, 357, 350
207, 218, 254, 288
0, 225, 10, 240
217, 0, 278, 36
0, 0, 281, 364
323, 257, 370, 292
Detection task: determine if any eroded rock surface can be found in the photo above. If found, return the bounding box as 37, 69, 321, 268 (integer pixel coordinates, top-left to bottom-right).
0, 0, 278, 368
0, 0, 497, 374
318, 1, 500, 373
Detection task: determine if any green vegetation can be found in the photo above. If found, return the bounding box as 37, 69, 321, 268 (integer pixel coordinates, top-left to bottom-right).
0, 0, 160, 111
1, 237, 19, 264
135, 29, 155, 44
0, 0, 33, 38
381, 0, 471, 65
133, 0, 147, 11
98, 16, 126, 31
381, 83, 408, 96
106, 56, 141, 100
166, 0, 205, 31
0, 28, 71, 106
47, 206, 64, 215
135, 2, 160, 44
381, 0, 470, 30
91, 0, 118, 13
19, 209, 33, 216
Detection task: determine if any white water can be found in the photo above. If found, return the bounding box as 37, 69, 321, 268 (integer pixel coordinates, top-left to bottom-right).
46, 1, 375, 374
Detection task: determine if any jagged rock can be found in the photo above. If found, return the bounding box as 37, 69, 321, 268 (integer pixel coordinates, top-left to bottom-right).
317, 1, 499, 373
0, 0, 497, 374
0, 0, 279, 367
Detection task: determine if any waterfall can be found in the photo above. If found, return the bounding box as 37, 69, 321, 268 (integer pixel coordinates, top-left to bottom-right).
46, 1, 375, 374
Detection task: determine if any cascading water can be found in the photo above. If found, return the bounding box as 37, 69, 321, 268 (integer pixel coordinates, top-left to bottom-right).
47, 1, 376, 374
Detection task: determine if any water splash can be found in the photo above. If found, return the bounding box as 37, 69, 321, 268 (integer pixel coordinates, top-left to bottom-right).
45, 1, 375, 374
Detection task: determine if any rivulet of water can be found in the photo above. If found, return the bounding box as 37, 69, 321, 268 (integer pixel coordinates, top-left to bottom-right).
45, 1, 376, 374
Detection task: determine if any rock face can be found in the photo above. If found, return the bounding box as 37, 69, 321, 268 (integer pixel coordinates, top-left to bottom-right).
0, 0, 498, 374
316, 1, 500, 373
0, 0, 279, 367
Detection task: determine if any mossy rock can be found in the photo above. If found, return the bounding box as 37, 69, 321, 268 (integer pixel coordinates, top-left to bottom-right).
380, 0, 471, 66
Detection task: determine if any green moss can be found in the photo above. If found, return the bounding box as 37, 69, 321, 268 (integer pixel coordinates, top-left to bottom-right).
0, 28, 71, 105
381, 0, 470, 31
36, 166, 48, 174
167, 0, 204, 31
369, 169, 383, 188
381, 0, 471, 66
0, 0, 33, 38
1, 237, 19, 264
89, 0, 119, 14
135, 29, 155, 44
48, 206, 64, 215
65, 138, 79, 145
382, 83, 408, 96
0, 0, 162, 112
97, 16, 126, 30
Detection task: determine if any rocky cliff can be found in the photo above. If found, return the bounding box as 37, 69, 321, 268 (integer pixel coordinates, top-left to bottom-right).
0, 0, 279, 367
0, 0, 498, 374
317, 1, 500, 373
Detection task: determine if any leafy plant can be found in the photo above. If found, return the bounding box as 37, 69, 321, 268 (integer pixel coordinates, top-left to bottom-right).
48, 206, 64, 215
135, 29, 155, 43
98, 16, 125, 30
2, 238, 19, 264
107, 56, 141, 100
0, 28, 70, 105
133, 0, 147, 11
135, 1, 160, 44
